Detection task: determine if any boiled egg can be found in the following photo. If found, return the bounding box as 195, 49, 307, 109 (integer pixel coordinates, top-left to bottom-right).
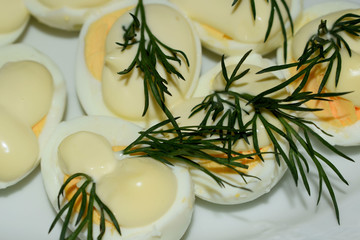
24, 0, 121, 31
170, 53, 289, 204
169, 0, 303, 56
75, 0, 201, 127
41, 116, 194, 240
0, 44, 66, 189
278, 2, 360, 146
0, 0, 30, 46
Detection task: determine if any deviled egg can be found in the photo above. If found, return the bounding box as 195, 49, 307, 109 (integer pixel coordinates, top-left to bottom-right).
170, 53, 289, 204
169, 0, 303, 56
0, 0, 30, 45
76, 0, 201, 127
41, 116, 194, 240
278, 1, 360, 146
0, 44, 66, 189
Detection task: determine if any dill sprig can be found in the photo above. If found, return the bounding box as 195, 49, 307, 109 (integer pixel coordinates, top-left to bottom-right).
116, 0, 189, 130
123, 118, 257, 189
256, 12, 360, 100
232, 0, 294, 61
49, 173, 121, 240
211, 51, 352, 223
129, 50, 352, 222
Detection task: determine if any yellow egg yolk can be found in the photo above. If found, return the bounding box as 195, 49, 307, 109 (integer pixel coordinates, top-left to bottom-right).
290, 64, 360, 127
85, 7, 134, 80
198, 147, 267, 174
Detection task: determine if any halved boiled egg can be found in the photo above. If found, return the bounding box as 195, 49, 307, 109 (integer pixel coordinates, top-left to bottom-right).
24, 0, 120, 31
170, 53, 289, 204
169, 0, 302, 56
0, 43, 66, 189
41, 116, 194, 240
0, 0, 30, 46
278, 2, 360, 146
76, 0, 201, 128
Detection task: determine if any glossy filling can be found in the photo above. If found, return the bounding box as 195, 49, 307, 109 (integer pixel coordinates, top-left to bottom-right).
58, 132, 177, 228
170, 0, 291, 43
0, 107, 39, 182
0, 60, 54, 127
0, 0, 28, 33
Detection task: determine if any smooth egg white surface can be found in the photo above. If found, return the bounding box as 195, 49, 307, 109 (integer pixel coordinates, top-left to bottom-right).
169, 0, 303, 57
75, 0, 201, 128
24, 0, 121, 31
0, 0, 30, 46
277, 1, 360, 146
41, 116, 195, 240
0, 44, 66, 189
171, 53, 289, 204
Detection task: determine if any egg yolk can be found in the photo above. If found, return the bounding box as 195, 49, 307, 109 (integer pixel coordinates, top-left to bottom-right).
0, 0, 28, 34
85, 7, 133, 80
59, 132, 177, 228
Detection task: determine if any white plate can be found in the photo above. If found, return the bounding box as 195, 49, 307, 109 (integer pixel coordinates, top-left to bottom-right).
1, 0, 360, 239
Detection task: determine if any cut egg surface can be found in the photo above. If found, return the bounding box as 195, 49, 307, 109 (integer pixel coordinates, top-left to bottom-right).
76, 0, 201, 127
169, 53, 289, 204
0, 0, 30, 46
0, 44, 66, 189
24, 0, 123, 31
169, 0, 303, 56
278, 2, 360, 146
41, 116, 194, 240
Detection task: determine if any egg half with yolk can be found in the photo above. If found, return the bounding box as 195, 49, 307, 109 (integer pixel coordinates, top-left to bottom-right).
170, 53, 289, 204
76, 0, 201, 128
278, 1, 360, 146
24, 0, 123, 31
0, 0, 30, 46
169, 0, 303, 56
41, 116, 194, 240
0, 44, 66, 189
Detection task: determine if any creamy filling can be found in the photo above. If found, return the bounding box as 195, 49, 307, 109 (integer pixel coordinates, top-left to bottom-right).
96, 157, 177, 228
39, 0, 110, 9
58, 131, 116, 181
58, 131, 177, 228
101, 4, 197, 121
170, 0, 292, 43
0, 0, 29, 34
0, 107, 39, 182
0, 60, 54, 127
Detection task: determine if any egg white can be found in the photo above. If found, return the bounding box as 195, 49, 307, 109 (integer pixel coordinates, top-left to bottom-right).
277, 1, 360, 146
41, 115, 195, 240
0, 43, 66, 189
75, 0, 202, 128
173, 53, 289, 204
24, 0, 120, 31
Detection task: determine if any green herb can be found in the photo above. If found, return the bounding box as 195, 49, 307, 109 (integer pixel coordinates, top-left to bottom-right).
256, 12, 360, 100
49, 173, 121, 240
125, 50, 353, 223
232, 0, 294, 61
117, 0, 189, 130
